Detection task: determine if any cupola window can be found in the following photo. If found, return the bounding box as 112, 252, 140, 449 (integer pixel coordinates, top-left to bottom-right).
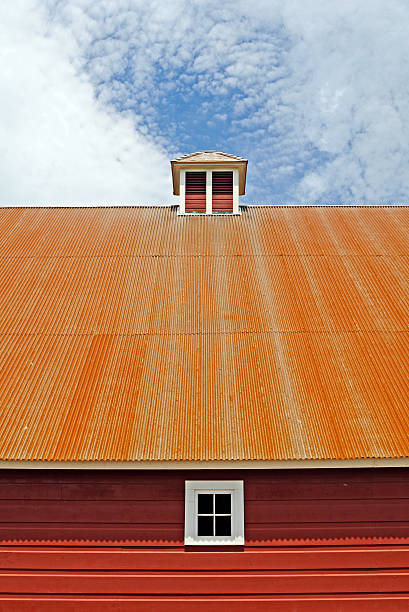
185, 171, 206, 212
171, 151, 247, 215
212, 171, 233, 213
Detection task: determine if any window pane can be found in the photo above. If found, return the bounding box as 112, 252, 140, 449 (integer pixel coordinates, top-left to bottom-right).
215, 494, 231, 514
198, 516, 214, 536
215, 516, 231, 536
198, 494, 213, 514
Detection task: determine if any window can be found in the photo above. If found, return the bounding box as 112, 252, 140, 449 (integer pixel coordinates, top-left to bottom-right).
185, 171, 206, 212
212, 171, 233, 212
185, 481, 244, 545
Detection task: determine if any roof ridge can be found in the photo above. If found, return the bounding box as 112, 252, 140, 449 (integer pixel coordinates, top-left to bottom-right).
172, 150, 246, 161
0, 204, 176, 209
0, 204, 407, 210
244, 204, 409, 208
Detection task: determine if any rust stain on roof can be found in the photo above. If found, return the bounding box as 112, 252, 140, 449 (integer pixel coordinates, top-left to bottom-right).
0, 205, 408, 462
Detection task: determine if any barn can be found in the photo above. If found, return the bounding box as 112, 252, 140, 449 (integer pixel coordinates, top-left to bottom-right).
0, 152, 409, 609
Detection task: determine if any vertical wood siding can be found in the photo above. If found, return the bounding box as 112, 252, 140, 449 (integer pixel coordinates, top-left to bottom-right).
212, 171, 233, 212
1, 468, 409, 609
185, 172, 206, 212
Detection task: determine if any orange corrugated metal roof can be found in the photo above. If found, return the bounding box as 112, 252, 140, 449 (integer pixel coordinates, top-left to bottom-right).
0, 205, 408, 462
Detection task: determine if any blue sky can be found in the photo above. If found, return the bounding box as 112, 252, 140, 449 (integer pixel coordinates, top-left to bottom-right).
1, 0, 409, 205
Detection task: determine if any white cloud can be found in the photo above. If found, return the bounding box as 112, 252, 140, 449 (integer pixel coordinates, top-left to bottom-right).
1, 0, 409, 204
0, 0, 171, 205
280, 0, 409, 202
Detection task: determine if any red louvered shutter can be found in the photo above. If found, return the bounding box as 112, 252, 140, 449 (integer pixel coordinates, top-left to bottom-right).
212, 171, 233, 212
185, 172, 206, 212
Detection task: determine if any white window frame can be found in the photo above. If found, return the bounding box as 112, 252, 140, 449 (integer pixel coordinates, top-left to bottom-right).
184, 480, 244, 545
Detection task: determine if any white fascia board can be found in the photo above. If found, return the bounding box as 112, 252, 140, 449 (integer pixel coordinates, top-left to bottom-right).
206, 170, 212, 215
179, 169, 185, 214
233, 168, 239, 214
1, 458, 409, 469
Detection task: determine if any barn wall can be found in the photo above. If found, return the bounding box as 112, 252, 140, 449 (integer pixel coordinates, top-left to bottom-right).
1, 468, 409, 609
1, 468, 409, 546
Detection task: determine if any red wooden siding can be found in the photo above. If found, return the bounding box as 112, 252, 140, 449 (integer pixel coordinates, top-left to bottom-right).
185, 171, 206, 212
212, 171, 233, 211
1, 468, 409, 609
1, 469, 409, 546
1, 548, 409, 610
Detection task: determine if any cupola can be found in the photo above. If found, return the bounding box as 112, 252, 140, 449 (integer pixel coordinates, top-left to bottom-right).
171, 151, 247, 215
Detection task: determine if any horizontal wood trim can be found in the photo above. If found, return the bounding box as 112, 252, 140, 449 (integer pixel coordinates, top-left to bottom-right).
4, 480, 409, 501
2, 475, 409, 501
2, 533, 409, 548
247, 499, 409, 522
2, 499, 409, 524
2, 569, 409, 595
2, 595, 409, 612
2, 546, 409, 571
0, 501, 183, 523
0, 519, 183, 546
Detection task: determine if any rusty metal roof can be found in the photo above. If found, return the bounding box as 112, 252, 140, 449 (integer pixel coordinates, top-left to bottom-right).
0, 205, 408, 462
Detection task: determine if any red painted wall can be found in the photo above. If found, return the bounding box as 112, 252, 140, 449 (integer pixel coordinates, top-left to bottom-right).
1, 468, 408, 546
1, 468, 409, 609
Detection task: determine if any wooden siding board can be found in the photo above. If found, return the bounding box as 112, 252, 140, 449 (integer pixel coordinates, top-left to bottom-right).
3, 498, 409, 525
2, 569, 409, 595
2, 595, 409, 612
4, 478, 409, 501
2, 547, 409, 571
0, 501, 183, 523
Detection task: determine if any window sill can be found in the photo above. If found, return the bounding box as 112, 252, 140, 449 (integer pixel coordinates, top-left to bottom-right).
185, 537, 244, 546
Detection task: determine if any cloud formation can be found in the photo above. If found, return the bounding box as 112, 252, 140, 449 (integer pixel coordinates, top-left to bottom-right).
1, 0, 409, 204
0, 1, 171, 205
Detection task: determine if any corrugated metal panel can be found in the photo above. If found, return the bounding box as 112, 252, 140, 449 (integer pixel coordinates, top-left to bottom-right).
0, 205, 407, 462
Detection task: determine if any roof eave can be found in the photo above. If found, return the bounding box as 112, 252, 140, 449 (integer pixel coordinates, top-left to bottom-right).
2, 457, 409, 469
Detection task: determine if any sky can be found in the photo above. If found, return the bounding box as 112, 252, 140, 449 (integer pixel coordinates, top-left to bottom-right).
1, 0, 409, 205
